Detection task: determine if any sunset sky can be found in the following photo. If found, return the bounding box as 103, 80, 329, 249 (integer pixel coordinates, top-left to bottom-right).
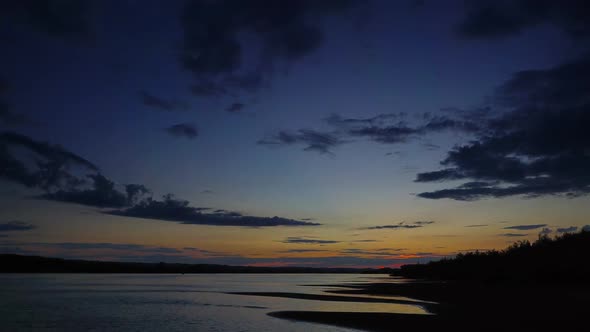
1, 0, 589, 267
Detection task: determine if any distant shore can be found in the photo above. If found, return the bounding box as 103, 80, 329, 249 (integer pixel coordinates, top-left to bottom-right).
0, 254, 391, 274
263, 280, 590, 331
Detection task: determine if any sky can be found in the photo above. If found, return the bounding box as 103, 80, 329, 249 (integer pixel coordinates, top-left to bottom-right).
1, 0, 589, 268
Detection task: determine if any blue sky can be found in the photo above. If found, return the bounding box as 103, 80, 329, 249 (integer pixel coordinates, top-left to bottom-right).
1, 0, 589, 267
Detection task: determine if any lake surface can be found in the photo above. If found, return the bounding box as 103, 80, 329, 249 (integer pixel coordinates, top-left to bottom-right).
0, 274, 428, 331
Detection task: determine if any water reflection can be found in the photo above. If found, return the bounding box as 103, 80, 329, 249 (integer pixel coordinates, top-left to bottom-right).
1, 274, 430, 331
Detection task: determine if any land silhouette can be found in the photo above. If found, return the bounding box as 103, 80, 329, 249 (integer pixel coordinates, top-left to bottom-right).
266, 230, 590, 331
394, 229, 590, 282
0, 254, 389, 274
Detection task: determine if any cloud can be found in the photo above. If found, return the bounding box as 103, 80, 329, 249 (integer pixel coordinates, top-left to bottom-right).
41, 174, 149, 208
2, 134, 315, 228
258, 129, 345, 154
416, 57, 590, 200
0, 131, 98, 190
107, 194, 320, 227
0, 133, 153, 209
556, 226, 578, 233
348, 124, 419, 144
139, 90, 188, 112
0, 221, 36, 232
363, 221, 434, 230
503, 224, 547, 230
180, 0, 357, 96
226, 102, 246, 113
165, 123, 198, 139
324, 113, 406, 127
278, 249, 329, 253
465, 224, 488, 227
500, 233, 528, 237
1, 0, 92, 42
260, 111, 483, 154
340, 248, 405, 256
281, 237, 339, 244
457, 0, 590, 40
332, 112, 480, 144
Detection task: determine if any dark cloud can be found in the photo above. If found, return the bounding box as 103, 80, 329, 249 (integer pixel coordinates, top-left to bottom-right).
457, 0, 590, 40
0, 221, 36, 232
1, 0, 92, 42
139, 90, 188, 112
261, 111, 482, 154
180, 0, 357, 96
324, 113, 406, 127
281, 237, 339, 244
0, 131, 98, 190
41, 174, 149, 208
465, 224, 489, 227
278, 249, 329, 253
225, 102, 245, 113
165, 123, 198, 139
125, 184, 151, 206
201, 190, 214, 194
180, 247, 235, 257
1, 134, 319, 228
348, 124, 420, 144
107, 194, 320, 227
500, 233, 528, 237
258, 129, 345, 154
340, 248, 405, 256
504, 224, 547, 230
335, 112, 480, 144
363, 221, 434, 230
0, 133, 154, 209
416, 57, 590, 200
557, 226, 578, 233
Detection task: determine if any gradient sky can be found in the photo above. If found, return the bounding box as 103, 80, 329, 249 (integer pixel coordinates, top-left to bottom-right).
1, 0, 589, 267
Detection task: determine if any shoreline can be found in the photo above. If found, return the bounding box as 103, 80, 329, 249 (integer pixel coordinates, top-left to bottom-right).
259, 281, 590, 331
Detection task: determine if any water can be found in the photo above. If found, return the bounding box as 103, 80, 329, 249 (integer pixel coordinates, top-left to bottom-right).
0, 274, 428, 331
